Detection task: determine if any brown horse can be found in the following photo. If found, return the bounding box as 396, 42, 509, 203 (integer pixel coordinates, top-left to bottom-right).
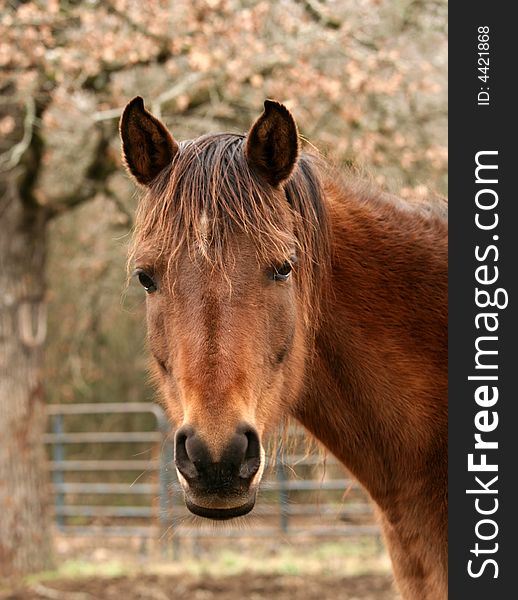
120, 97, 447, 599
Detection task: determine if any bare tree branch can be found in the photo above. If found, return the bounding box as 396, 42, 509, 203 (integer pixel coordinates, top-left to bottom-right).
296, 0, 341, 30
92, 107, 125, 122
104, 0, 170, 46
92, 73, 209, 122
151, 73, 208, 118
45, 127, 118, 219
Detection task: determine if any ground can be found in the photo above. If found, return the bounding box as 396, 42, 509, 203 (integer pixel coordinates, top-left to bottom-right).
2, 573, 398, 600
0, 536, 399, 600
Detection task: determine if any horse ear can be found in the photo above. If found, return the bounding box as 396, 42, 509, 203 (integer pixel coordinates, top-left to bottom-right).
119, 96, 179, 186
245, 100, 299, 186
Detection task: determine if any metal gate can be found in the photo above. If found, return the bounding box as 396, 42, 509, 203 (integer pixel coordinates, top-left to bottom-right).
46, 402, 173, 540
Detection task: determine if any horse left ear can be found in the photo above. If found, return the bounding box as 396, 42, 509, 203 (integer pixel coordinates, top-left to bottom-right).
119, 96, 179, 186
245, 100, 299, 186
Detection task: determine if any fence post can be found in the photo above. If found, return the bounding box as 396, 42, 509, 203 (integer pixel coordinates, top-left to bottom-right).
51, 413, 65, 530
166, 436, 180, 559
169, 438, 182, 561
157, 412, 174, 557
276, 444, 289, 533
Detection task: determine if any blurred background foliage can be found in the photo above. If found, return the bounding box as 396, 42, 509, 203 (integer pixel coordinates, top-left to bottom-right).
1, 0, 447, 419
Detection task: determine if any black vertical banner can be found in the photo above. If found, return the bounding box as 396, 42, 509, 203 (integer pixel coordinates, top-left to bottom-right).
449, 4, 517, 598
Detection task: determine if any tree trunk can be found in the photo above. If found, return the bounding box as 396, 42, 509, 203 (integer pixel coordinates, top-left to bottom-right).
0, 185, 54, 576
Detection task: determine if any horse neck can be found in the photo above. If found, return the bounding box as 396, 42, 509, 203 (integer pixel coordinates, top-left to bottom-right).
294, 180, 448, 509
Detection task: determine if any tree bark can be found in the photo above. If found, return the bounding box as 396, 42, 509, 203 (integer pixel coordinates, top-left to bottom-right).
0, 183, 53, 576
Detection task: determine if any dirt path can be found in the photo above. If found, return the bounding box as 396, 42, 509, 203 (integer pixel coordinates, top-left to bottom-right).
3, 573, 399, 600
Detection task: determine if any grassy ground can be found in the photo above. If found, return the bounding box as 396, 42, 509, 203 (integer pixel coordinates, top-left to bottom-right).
1, 536, 394, 593
1, 544, 398, 600
29, 537, 391, 580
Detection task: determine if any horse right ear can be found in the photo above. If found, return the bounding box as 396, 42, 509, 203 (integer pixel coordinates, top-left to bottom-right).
119, 96, 179, 186
245, 100, 299, 187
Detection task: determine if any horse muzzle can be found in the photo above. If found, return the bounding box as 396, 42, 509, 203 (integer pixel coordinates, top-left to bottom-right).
174, 423, 263, 520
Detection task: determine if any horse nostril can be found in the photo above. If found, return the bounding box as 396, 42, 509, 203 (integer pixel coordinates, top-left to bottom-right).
238, 426, 261, 480
174, 426, 199, 480
244, 428, 260, 460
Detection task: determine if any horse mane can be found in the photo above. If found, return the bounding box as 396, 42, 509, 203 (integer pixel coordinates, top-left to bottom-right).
129, 132, 332, 328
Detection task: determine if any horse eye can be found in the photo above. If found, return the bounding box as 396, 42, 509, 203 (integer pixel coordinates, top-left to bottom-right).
136, 270, 157, 293
273, 260, 293, 282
